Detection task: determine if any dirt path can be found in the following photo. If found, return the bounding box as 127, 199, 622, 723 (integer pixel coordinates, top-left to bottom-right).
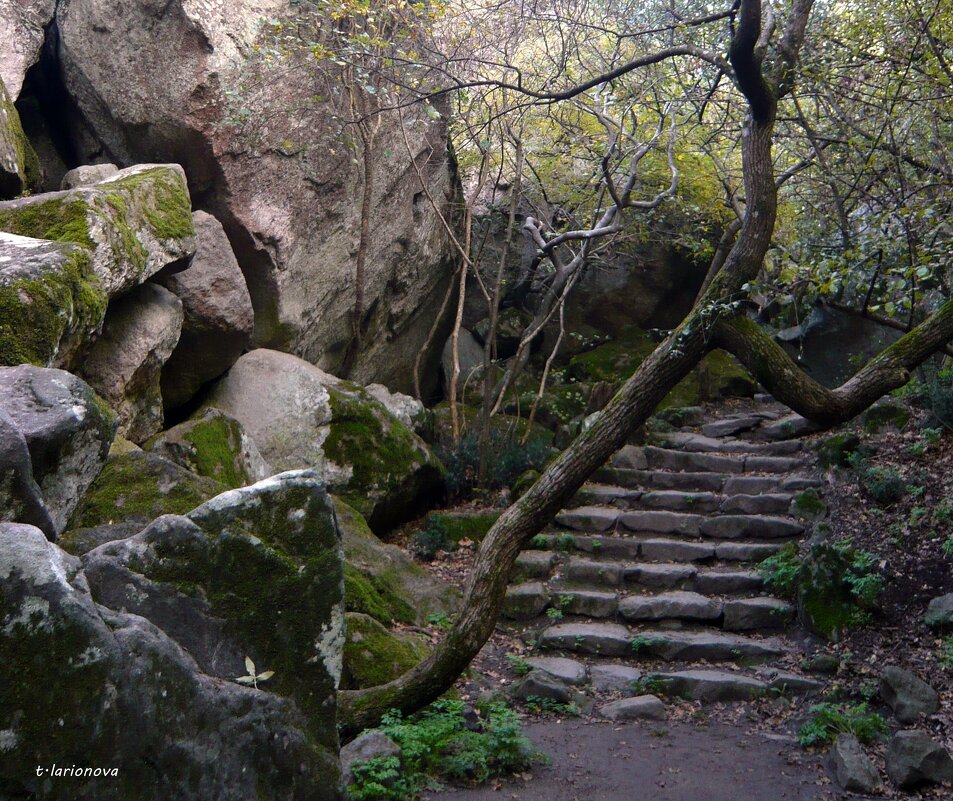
427, 718, 837, 801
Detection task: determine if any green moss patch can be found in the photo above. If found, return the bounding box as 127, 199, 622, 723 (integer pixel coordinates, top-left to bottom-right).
69, 451, 224, 529
104, 167, 194, 242
423, 510, 500, 544
0, 247, 107, 367
0, 196, 94, 249
341, 612, 427, 690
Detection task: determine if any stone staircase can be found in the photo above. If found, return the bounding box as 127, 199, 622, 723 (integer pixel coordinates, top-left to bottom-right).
504, 399, 826, 703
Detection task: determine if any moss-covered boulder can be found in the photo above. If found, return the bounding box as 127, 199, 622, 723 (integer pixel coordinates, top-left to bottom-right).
0, 471, 344, 800
862, 400, 909, 434
0, 365, 116, 536
204, 349, 445, 533
0, 232, 108, 368
0, 77, 40, 199
67, 450, 224, 536
0, 163, 195, 297
336, 497, 457, 626
341, 612, 428, 690
147, 408, 271, 489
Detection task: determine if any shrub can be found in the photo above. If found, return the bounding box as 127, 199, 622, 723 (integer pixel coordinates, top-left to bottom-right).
817, 432, 862, 468
348, 756, 415, 801
413, 517, 457, 560
798, 702, 887, 748
859, 465, 905, 505
438, 429, 553, 498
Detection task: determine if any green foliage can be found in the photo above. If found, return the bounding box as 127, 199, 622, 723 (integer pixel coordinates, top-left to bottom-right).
859, 464, 905, 506
797, 703, 887, 749
817, 433, 862, 468
347, 699, 538, 797
793, 488, 827, 519
759, 543, 802, 600
413, 516, 457, 560
506, 654, 532, 676
926, 368, 953, 430
939, 637, 953, 669
522, 696, 580, 717
437, 429, 553, 498
347, 756, 415, 801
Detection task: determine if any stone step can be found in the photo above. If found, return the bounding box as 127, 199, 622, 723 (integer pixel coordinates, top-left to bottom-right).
657, 432, 804, 456
502, 581, 550, 620
702, 415, 765, 439
618, 591, 721, 623
539, 623, 784, 663
570, 485, 643, 509
698, 515, 804, 540
560, 557, 766, 594
555, 506, 619, 532
652, 669, 769, 701
530, 533, 784, 564
643, 447, 746, 474
595, 468, 821, 495
722, 597, 795, 631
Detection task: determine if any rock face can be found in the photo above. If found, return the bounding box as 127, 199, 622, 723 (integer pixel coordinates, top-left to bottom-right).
55, 0, 456, 394
0, 365, 116, 535
342, 611, 425, 690
0, 0, 56, 97
204, 349, 445, 532
61, 163, 119, 190
0, 232, 107, 368
0, 409, 55, 538
146, 408, 270, 489
79, 282, 184, 443
158, 210, 255, 409
0, 77, 40, 198
0, 164, 196, 297
0, 471, 345, 801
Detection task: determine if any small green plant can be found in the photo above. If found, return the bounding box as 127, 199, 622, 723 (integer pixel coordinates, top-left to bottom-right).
347, 700, 539, 798
235, 656, 274, 689
413, 517, 457, 560
939, 637, 953, 669
554, 533, 576, 553
759, 543, 802, 600
347, 756, 414, 801
506, 654, 532, 676
630, 635, 656, 654
529, 534, 549, 549
545, 607, 564, 621
859, 465, 905, 506
523, 695, 580, 717
793, 488, 827, 519
427, 612, 452, 629
798, 703, 887, 748
942, 536, 953, 557
633, 674, 673, 695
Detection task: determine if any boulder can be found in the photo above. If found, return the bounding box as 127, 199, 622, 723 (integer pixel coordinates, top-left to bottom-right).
0, 408, 55, 538
203, 349, 445, 532
336, 497, 457, 626
342, 612, 426, 690
66, 450, 224, 535
0, 164, 196, 297
341, 731, 401, 787
146, 408, 270, 489
885, 730, 953, 789
441, 328, 486, 399
511, 670, 572, 704
158, 211, 254, 409
0, 78, 40, 199
0, 487, 344, 800
0, 0, 57, 98
598, 695, 667, 722
924, 594, 953, 633
880, 666, 940, 723
829, 734, 881, 794
590, 664, 644, 695
0, 365, 116, 535
79, 282, 183, 443
524, 657, 588, 686
60, 163, 119, 190
0, 232, 107, 369
56, 0, 455, 395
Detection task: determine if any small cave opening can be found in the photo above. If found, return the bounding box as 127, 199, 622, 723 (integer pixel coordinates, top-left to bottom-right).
15, 19, 83, 191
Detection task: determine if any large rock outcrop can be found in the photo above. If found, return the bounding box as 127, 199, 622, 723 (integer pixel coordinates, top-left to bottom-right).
0, 365, 116, 536
1, 77, 40, 198
0, 470, 345, 800
0, 0, 56, 98
54, 0, 456, 394
203, 349, 445, 532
